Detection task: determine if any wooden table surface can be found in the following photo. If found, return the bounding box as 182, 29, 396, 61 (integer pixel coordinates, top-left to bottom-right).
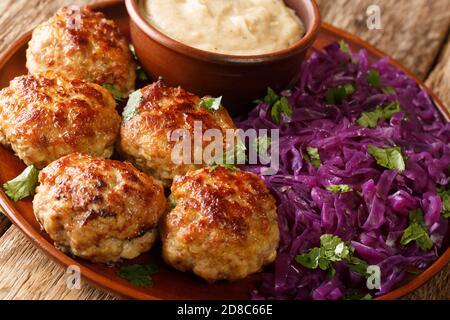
0, 0, 449, 300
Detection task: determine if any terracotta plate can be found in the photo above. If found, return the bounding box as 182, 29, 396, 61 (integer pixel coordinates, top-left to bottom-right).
0, 0, 448, 300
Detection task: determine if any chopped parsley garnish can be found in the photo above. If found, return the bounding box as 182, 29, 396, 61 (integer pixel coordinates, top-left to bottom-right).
102, 83, 124, 101
295, 234, 369, 277
383, 86, 396, 94
3, 165, 39, 201
327, 184, 353, 193
400, 209, 433, 251
304, 146, 321, 168
218, 138, 247, 166
271, 96, 293, 124
437, 186, 450, 218
326, 83, 355, 105
255, 88, 293, 124
357, 101, 401, 128
367, 144, 405, 172
344, 290, 372, 300
255, 87, 279, 106
234, 138, 247, 163
209, 164, 238, 172
253, 135, 272, 155
367, 69, 381, 88
339, 39, 349, 53
169, 197, 177, 209
122, 89, 143, 121
199, 96, 222, 113
136, 66, 148, 82
118, 264, 158, 287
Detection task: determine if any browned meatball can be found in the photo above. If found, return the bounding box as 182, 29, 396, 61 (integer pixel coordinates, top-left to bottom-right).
161, 166, 279, 282
117, 80, 236, 186
0, 73, 121, 169
26, 6, 135, 96
33, 153, 167, 263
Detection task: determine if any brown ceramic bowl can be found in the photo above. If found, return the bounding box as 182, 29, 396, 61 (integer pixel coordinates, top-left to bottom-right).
125, 0, 321, 115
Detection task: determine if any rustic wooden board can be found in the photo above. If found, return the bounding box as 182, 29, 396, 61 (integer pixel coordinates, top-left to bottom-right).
317, 0, 450, 80
0, 226, 116, 300
426, 33, 450, 109
0, 0, 449, 300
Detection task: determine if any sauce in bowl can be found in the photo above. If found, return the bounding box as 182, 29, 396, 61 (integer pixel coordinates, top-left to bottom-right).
141, 0, 306, 56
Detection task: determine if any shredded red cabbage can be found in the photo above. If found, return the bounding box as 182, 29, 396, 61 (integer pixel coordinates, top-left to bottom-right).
237, 43, 450, 300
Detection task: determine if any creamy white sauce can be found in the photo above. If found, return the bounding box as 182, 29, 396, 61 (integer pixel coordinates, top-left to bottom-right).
141, 0, 305, 56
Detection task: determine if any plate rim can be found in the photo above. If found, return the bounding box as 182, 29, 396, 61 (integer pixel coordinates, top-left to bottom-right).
0, 0, 448, 300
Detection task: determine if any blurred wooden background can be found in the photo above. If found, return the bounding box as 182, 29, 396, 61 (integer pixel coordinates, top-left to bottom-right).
0, 0, 449, 300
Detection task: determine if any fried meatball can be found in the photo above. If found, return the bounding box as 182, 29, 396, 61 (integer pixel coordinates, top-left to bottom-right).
26, 6, 135, 96
161, 166, 279, 282
117, 80, 236, 186
33, 153, 166, 263
0, 74, 121, 169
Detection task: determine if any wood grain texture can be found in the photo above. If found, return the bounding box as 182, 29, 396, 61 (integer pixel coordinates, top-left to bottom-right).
0, 0, 449, 300
0, 226, 117, 300
318, 0, 450, 80
0, 0, 94, 53
426, 32, 450, 109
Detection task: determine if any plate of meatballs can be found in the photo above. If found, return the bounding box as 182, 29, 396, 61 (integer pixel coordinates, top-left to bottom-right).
0, 0, 449, 301
0, 1, 279, 299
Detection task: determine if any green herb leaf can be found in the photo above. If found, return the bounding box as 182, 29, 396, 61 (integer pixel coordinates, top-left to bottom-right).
437, 186, 450, 218
344, 290, 372, 300
357, 101, 401, 128
253, 135, 272, 155
295, 234, 371, 278
199, 96, 222, 113
367, 144, 406, 172
400, 209, 433, 251
326, 84, 355, 105
339, 39, 349, 53
122, 89, 143, 121
136, 67, 148, 82
103, 83, 124, 101
271, 96, 293, 124
235, 138, 247, 164
169, 196, 176, 209
406, 269, 421, 275
3, 165, 39, 201
327, 266, 337, 278
357, 107, 383, 129
256, 88, 293, 124
305, 146, 321, 168
383, 86, 396, 94
327, 184, 353, 193
320, 234, 352, 261
347, 256, 369, 276
367, 69, 381, 88
255, 87, 279, 106
295, 247, 320, 269
271, 103, 282, 124
209, 164, 238, 172
118, 264, 158, 287
220, 138, 247, 166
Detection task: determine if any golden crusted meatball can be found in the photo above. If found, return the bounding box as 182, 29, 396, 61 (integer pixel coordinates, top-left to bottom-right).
117, 80, 236, 187
161, 166, 279, 282
0, 74, 121, 169
26, 6, 135, 96
33, 153, 167, 263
